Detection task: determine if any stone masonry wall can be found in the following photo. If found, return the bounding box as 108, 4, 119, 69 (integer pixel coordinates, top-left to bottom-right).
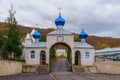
0, 61, 23, 76
73, 62, 120, 74
94, 62, 120, 74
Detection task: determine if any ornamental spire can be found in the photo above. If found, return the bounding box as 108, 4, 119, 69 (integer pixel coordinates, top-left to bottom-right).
55, 8, 65, 26
81, 23, 85, 28
58, 7, 62, 13
35, 24, 39, 29
58, 8, 61, 17
79, 23, 88, 40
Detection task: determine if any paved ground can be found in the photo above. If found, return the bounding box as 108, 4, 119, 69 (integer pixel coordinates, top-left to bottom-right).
51, 59, 71, 72
0, 73, 52, 80
52, 59, 120, 80
52, 72, 120, 80
0, 59, 120, 80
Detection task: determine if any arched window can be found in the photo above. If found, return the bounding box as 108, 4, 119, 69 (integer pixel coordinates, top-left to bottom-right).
84, 51, 91, 60
30, 50, 35, 59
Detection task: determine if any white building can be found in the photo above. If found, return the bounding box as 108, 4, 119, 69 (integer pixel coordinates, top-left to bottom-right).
23, 12, 95, 68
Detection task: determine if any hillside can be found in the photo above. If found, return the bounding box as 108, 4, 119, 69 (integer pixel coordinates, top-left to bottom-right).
0, 22, 120, 49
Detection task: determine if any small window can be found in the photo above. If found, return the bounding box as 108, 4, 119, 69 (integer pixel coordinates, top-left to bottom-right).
85, 51, 91, 60
30, 50, 35, 59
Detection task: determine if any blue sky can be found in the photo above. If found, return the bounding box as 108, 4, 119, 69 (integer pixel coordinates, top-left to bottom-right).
0, 0, 120, 38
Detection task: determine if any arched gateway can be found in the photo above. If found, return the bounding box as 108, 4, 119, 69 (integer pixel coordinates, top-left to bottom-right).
24, 11, 95, 72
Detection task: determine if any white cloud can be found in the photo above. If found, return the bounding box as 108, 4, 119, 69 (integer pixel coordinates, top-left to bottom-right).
0, 0, 120, 38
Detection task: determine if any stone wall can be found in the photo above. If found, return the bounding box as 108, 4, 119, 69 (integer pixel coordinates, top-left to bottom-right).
72, 65, 97, 73
22, 64, 49, 73
94, 62, 120, 74
73, 62, 120, 74
0, 61, 23, 76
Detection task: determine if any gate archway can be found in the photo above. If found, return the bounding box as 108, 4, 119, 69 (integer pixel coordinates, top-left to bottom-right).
49, 42, 72, 72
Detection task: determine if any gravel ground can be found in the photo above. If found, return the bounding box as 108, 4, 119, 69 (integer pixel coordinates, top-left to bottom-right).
0, 73, 52, 80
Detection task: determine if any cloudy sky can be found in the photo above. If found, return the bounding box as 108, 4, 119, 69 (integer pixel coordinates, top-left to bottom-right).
0, 0, 120, 38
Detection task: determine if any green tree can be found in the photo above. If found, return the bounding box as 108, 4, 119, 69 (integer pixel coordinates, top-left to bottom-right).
2, 5, 23, 59
39, 34, 46, 42
0, 26, 8, 59
67, 50, 71, 63
74, 37, 80, 42
0, 31, 4, 51
50, 48, 56, 60
0, 31, 6, 58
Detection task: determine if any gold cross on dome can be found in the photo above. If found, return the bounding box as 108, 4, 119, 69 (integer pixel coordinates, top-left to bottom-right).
81, 23, 85, 28
36, 24, 39, 28
58, 7, 62, 13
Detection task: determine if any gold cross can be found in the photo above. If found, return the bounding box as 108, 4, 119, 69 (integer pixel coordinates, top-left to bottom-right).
36, 24, 39, 28
81, 23, 85, 28
58, 7, 62, 13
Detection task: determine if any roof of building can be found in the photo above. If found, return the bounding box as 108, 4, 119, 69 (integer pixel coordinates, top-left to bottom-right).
25, 33, 31, 39
74, 42, 94, 48
95, 47, 120, 56
96, 48, 120, 53
25, 42, 47, 48
48, 28, 73, 35
25, 41, 94, 49
30, 28, 35, 35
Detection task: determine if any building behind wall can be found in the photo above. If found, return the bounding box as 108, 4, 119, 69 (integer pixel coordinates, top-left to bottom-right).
95, 47, 120, 62
23, 11, 95, 70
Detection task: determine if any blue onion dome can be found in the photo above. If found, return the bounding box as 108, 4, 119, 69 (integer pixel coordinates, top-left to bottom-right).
32, 29, 41, 39
55, 13, 65, 26
79, 28, 88, 39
